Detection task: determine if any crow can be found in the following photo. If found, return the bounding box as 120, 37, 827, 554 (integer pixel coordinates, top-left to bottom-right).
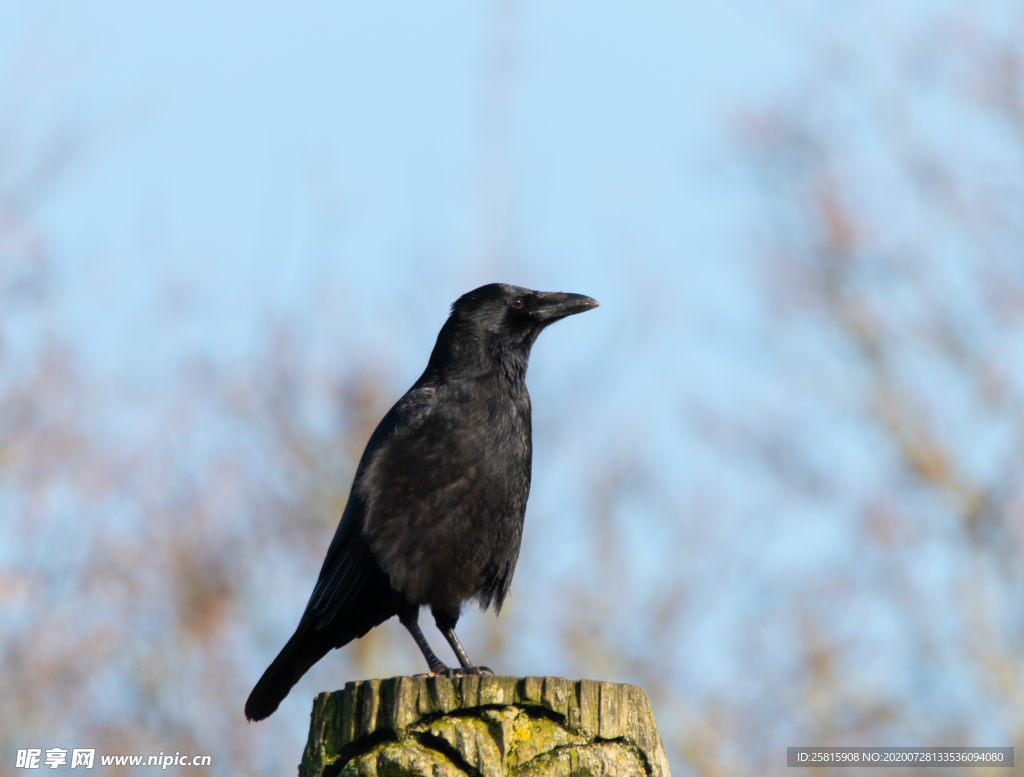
245, 283, 598, 721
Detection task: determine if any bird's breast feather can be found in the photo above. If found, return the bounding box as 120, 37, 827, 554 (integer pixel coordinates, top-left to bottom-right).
358, 379, 528, 518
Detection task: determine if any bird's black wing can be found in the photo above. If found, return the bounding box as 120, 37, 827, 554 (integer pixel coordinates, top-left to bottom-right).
244, 386, 437, 722
301, 384, 438, 629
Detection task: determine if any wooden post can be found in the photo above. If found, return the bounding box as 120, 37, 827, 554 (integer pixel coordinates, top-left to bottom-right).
299, 676, 671, 777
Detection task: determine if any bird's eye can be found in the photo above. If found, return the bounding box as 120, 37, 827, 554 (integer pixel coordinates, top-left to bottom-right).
511, 298, 524, 310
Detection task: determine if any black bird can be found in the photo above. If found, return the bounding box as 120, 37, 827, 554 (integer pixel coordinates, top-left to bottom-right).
245, 283, 598, 722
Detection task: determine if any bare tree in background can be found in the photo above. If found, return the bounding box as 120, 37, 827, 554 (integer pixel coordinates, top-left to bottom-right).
473, 5, 1024, 777
0, 117, 411, 772
0, 120, 119, 750
734, 3, 1024, 759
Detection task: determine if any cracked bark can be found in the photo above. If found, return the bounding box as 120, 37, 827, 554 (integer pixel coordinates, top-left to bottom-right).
299, 676, 671, 777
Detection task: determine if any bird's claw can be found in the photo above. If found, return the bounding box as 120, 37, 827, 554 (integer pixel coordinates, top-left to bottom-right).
424, 665, 494, 678
453, 665, 494, 676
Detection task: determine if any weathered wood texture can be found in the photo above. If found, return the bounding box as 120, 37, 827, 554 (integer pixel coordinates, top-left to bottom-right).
299, 676, 671, 777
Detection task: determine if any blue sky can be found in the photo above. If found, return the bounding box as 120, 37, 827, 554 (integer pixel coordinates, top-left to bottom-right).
3, 0, 802, 389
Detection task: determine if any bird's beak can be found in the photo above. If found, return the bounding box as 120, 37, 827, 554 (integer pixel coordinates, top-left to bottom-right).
531, 292, 600, 322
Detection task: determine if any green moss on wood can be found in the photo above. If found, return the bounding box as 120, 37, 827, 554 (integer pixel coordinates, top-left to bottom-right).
299, 677, 670, 777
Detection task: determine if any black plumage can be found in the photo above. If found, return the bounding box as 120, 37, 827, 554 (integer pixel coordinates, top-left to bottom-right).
245, 283, 598, 721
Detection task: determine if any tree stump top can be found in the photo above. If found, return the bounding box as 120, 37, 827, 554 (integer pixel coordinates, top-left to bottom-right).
299, 676, 671, 777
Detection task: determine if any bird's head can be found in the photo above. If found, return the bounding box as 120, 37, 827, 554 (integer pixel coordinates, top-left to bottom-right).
453, 283, 599, 342
424, 283, 599, 379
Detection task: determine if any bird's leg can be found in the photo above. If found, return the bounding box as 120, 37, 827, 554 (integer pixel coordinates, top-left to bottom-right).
433, 610, 494, 675
441, 628, 494, 675
399, 607, 451, 676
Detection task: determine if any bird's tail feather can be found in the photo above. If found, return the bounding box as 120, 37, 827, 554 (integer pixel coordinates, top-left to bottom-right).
245, 622, 332, 722
245, 583, 398, 721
